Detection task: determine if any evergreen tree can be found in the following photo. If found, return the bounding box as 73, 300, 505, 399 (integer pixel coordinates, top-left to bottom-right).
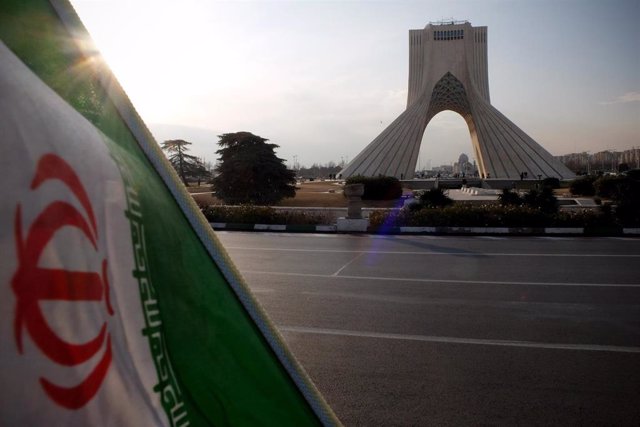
418, 188, 453, 208
161, 139, 208, 185
498, 188, 523, 206
213, 132, 296, 205
523, 187, 558, 214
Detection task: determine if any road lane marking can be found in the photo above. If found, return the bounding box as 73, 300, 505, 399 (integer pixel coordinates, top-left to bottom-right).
331, 252, 365, 276
249, 287, 275, 293
225, 246, 640, 258
280, 326, 640, 354
242, 270, 640, 288
298, 291, 627, 312
606, 237, 640, 241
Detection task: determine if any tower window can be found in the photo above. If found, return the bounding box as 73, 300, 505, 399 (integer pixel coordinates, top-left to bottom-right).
434, 29, 464, 41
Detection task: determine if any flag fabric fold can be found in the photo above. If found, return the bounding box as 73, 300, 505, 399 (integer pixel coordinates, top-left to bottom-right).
0, 1, 339, 425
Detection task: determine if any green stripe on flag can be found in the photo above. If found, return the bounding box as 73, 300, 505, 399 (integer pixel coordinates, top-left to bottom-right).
0, 1, 339, 425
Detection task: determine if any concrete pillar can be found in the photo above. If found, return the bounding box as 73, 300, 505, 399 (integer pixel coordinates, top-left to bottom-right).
344, 184, 364, 219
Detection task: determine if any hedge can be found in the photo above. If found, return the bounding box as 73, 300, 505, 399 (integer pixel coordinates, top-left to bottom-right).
369, 204, 636, 228
200, 205, 331, 225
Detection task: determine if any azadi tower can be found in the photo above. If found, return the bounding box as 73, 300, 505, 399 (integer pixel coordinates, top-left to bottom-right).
339, 21, 574, 180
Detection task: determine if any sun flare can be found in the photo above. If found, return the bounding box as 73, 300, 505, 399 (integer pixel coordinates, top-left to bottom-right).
75, 2, 233, 124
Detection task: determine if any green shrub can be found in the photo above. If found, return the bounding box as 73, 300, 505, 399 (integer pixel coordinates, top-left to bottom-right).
370, 205, 552, 228
552, 210, 611, 228
542, 177, 561, 189
368, 204, 619, 229
200, 205, 329, 225
368, 209, 401, 229
594, 174, 639, 199
594, 176, 626, 199
498, 188, 522, 206
345, 175, 402, 200
624, 169, 640, 180
568, 175, 640, 225
523, 187, 558, 214
201, 205, 276, 223
570, 176, 596, 196
418, 188, 453, 208
275, 210, 331, 225
608, 177, 640, 226
615, 203, 640, 226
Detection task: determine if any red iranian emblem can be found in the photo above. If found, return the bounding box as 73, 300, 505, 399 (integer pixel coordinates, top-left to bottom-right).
12, 154, 115, 409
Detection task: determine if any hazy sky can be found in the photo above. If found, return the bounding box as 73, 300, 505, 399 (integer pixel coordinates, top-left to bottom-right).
71, 0, 639, 169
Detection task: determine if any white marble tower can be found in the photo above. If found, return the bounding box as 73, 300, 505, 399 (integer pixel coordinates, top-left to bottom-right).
339, 21, 574, 180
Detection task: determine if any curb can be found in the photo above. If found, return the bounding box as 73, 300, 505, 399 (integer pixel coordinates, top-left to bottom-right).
210, 223, 640, 236
210, 222, 336, 233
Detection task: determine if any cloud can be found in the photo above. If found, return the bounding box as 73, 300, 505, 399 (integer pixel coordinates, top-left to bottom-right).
600, 91, 640, 105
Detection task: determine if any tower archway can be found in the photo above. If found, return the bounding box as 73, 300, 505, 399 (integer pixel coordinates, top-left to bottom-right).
339, 21, 574, 180
418, 111, 473, 176
419, 72, 485, 177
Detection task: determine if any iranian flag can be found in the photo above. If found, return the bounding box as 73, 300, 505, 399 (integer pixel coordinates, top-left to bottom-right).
0, 1, 338, 425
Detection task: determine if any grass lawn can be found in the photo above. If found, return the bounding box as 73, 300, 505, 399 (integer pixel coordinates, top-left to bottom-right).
187, 181, 403, 208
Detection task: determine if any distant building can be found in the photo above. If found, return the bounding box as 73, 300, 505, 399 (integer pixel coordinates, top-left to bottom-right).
453, 153, 478, 176
556, 148, 640, 174
433, 164, 454, 175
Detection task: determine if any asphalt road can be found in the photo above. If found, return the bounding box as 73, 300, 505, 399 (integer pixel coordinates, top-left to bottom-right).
216, 232, 640, 426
